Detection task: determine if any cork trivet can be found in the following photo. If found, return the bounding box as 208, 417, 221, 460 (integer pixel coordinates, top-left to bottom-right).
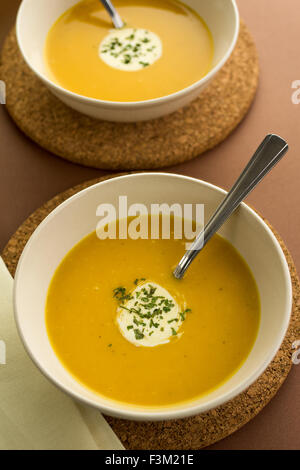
2, 174, 299, 450
0, 22, 259, 170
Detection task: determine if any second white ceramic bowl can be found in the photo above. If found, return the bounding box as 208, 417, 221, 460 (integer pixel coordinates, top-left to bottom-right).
13, 173, 292, 421
16, 0, 239, 122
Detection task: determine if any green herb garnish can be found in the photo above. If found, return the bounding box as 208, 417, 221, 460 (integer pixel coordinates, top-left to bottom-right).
113, 286, 132, 302
134, 329, 144, 340
113, 280, 191, 341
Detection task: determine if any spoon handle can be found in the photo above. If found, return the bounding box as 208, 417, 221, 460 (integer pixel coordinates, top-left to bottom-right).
100, 0, 124, 29
173, 134, 289, 280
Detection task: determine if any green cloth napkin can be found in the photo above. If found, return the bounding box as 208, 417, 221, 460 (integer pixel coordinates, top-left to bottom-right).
0, 257, 124, 450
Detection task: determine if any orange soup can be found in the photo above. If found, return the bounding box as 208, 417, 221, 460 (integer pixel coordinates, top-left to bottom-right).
46, 219, 260, 407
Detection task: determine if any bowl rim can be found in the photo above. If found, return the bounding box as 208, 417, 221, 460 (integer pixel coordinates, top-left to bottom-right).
13, 173, 293, 421
16, 0, 240, 108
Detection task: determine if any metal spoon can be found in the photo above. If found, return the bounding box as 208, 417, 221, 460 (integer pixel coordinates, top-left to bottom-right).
173, 134, 289, 280
99, 0, 124, 29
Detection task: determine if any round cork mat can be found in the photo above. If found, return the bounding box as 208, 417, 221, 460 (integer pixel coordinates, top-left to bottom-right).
2, 174, 299, 450
0, 22, 259, 170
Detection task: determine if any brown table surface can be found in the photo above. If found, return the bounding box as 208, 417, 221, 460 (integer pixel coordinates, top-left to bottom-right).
0, 0, 299, 450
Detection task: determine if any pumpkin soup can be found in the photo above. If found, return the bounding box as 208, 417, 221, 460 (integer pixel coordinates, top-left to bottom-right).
45, 0, 214, 101
46, 218, 260, 407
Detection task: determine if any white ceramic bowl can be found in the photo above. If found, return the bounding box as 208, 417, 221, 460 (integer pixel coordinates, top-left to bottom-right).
14, 173, 292, 421
16, 0, 239, 122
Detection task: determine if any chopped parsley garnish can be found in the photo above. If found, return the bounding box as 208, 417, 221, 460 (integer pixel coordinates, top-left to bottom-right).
179, 308, 192, 321
113, 280, 192, 342
100, 28, 160, 71
134, 329, 144, 340
123, 54, 132, 64
113, 286, 132, 302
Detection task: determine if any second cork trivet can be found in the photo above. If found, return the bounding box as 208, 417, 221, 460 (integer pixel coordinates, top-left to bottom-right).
2, 174, 299, 450
0, 21, 259, 170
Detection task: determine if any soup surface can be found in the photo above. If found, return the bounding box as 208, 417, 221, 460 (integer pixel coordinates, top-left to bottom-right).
45, 0, 214, 101
46, 220, 260, 407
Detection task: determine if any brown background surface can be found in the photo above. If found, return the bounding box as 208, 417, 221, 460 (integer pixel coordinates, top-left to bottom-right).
0, 0, 299, 450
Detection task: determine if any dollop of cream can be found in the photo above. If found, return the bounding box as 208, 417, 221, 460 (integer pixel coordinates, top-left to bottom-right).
116, 282, 186, 347
99, 28, 162, 71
